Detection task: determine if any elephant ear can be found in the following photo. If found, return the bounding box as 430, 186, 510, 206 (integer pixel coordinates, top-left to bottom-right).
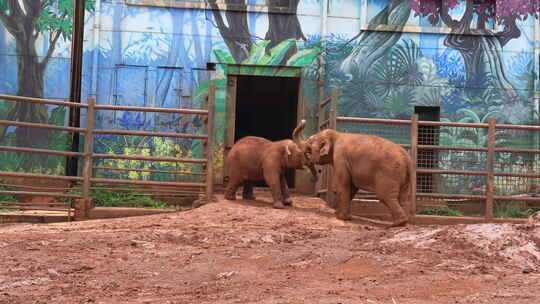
285, 144, 292, 156
320, 138, 331, 157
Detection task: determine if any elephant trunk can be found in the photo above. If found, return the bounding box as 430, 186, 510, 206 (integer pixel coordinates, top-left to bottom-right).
292, 119, 307, 150
307, 163, 318, 183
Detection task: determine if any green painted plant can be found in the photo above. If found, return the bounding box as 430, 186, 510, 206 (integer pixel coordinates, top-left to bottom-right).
417, 206, 463, 217
213, 39, 320, 76
494, 203, 540, 219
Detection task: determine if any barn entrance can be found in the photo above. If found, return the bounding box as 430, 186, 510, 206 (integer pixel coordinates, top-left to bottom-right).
226, 75, 301, 188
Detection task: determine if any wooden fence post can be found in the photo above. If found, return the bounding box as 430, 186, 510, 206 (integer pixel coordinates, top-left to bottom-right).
326, 89, 338, 208
205, 83, 216, 200
485, 117, 496, 218
79, 98, 96, 220
410, 114, 418, 219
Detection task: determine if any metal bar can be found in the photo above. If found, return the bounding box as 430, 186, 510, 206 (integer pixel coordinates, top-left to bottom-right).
485, 118, 496, 218
0, 120, 86, 133
94, 104, 208, 115
416, 169, 488, 176
319, 97, 332, 108
0, 145, 84, 157
494, 172, 540, 178
0, 183, 74, 192
337, 117, 411, 125
81, 98, 96, 219
494, 148, 540, 154
92, 166, 206, 175
206, 83, 216, 199
0, 190, 82, 198
493, 196, 540, 202
88, 186, 203, 194
416, 193, 486, 200
66, 0, 87, 193
417, 145, 488, 152
93, 129, 207, 139
417, 121, 489, 129
92, 153, 207, 163
496, 123, 540, 131
0, 202, 71, 207
156, 66, 183, 70
0, 94, 88, 108
90, 178, 206, 188
0, 171, 83, 181
0, 206, 73, 212
410, 114, 418, 217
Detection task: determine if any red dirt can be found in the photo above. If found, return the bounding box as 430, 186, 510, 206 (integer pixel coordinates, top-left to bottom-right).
1, 190, 540, 304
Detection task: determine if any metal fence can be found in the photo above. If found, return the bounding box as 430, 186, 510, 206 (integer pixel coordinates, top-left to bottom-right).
0, 83, 216, 220
317, 89, 540, 218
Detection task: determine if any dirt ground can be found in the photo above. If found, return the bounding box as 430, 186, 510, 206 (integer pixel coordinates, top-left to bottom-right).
1, 190, 540, 304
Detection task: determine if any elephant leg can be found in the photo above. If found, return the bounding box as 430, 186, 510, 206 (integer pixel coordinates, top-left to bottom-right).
242, 181, 256, 200
225, 175, 243, 201
376, 181, 408, 227
280, 175, 293, 206
333, 166, 353, 221
263, 171, 285, 209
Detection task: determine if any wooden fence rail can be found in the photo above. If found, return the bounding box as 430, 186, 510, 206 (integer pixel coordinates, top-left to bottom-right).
0, 83, 217, 220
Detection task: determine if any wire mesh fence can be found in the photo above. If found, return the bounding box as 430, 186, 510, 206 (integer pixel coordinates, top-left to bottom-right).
317, 90, 540, 219
0, 83, 216, 220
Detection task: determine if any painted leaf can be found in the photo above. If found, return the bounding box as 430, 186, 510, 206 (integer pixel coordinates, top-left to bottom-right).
457, 108, 480, 124
49, 106, 66, 126
285, 48, 320, 67
213, 49, 235, 64
242, 40, 271, 65
259, 39, 296, 66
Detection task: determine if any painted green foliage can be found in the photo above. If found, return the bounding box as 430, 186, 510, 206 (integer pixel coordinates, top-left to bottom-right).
213, 39, 320, 76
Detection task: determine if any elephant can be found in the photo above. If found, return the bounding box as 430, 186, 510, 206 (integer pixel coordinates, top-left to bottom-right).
296, 128, 412, 227
224, 120, 317, 209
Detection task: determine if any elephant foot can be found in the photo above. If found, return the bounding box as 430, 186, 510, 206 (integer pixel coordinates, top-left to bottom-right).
283, 198, 293, 206
273, 202, 286, 209
336, 212, 352, 221
387, 218, 408, 228
242, 195, 256, 200
224, 194, 236, 201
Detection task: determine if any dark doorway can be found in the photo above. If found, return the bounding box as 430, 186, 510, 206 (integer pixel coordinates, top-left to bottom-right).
415, 106, 440, 193
234, 75, 300, 188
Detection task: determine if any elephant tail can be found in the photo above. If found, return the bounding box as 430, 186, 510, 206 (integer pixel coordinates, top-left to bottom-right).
399, 159, 414, 217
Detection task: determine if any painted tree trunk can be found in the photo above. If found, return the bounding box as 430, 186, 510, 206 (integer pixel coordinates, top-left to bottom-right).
264, 0, 305, 63
340, 0, 411, 80
208, 0, 253, 63
445, 34, 517, 98
1, 28, 49, 147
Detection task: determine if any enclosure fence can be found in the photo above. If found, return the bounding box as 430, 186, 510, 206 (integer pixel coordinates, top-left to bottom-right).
318, 89, 540, 219
0, 83, 216, 220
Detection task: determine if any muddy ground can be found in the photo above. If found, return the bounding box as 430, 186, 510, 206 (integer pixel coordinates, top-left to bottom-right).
1, 190, 540, 304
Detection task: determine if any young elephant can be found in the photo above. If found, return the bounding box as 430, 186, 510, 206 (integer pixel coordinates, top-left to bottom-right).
225, 121, 317, 209
298, 129, 412, 227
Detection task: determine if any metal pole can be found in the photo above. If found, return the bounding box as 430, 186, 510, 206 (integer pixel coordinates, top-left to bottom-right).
205, 83, 216, 199
485, 117, 496, 218
410, 114, 418, 218
66, 0, 86, 177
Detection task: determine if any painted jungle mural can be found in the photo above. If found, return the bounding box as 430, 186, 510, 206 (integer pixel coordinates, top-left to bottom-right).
0, 0, 538, 190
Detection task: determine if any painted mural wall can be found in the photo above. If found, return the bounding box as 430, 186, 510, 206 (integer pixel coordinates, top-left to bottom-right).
0, 0, 538, 187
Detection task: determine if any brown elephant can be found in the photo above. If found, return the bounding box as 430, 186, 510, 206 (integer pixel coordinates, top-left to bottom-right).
296, 128, 412, 227
224, 120, 317, 209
